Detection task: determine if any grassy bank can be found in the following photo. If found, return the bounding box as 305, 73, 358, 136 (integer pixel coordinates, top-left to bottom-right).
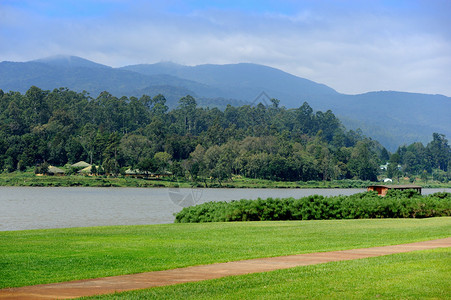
0, 171, 183, 188
0, 171, 373, 188
83, 248, 450, 299
1, 218, 450, 289
0, 170, 450, 189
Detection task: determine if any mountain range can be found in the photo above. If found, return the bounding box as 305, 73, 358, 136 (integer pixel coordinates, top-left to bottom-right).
1, 55, 449, 151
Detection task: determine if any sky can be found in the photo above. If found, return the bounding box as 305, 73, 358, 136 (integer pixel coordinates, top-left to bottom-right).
1, 0, 450, 96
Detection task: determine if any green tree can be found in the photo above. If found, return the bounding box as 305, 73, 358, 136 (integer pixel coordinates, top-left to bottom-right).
380, 148, 390, 162
390, 153, 401, 164
185, 144, 206, 181
65, 137, 85, 164
126, 96, 150, 132
25, 86, 50, 126
270, 98, 280, 108
154, 151, 172, 173
178, 95, 197, 134
427, 133, 450, 171
91, 165, 97, 175
34, 161, 49, 174
204, 145, 234, 185
150, 94, 169, 117
102, 157, 119, 176
79, 124, 98, 164
387, 163, 401, 182
119, 134, 152, 167
102, 132, 121, 175
137, 158, 158, 174
420, 170, 428, 183
348, 141, 378, 181
169, 161, 184, 177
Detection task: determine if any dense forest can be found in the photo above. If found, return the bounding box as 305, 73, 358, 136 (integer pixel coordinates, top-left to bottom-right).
0, 86, 449, 183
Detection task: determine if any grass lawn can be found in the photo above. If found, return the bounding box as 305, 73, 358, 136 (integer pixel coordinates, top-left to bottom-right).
83, 248, 451, 299
1, 218, 450, 289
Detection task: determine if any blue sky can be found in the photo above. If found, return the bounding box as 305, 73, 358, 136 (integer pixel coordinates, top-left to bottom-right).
1, 0, 450, 96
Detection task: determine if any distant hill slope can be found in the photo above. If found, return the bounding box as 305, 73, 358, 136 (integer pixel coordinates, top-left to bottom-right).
324, 92, 450, 149
32, 55, 112, 69
121, 62, 338, 101
0, 57, 220, 105
0, 56, 449, 150
121, 63, 451, 150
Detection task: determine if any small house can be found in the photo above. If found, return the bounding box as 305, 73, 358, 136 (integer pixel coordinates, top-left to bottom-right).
124, 168, 172, 178
78, 165, 99, 175
47, 166, 65, 176
71, 161, 91, 168
124, 168, 151, 178
367, 185, 422, 196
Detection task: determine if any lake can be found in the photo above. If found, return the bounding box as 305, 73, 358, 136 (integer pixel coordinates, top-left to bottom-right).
0, 187, 448, 231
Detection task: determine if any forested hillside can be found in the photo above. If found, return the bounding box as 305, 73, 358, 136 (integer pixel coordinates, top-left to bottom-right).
2, 56, 450, 151
0, 87, 448, 183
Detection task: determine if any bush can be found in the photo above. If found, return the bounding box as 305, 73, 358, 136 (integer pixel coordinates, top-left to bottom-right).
174, 191, 451, 223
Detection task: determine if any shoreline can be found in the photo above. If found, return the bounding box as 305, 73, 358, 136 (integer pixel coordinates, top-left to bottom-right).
1, 171, 450, 189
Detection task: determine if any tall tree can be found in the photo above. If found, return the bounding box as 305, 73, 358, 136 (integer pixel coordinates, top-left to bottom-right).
178, 95, 197, 134
427, 133, 450, 171
348, 141, 378, 181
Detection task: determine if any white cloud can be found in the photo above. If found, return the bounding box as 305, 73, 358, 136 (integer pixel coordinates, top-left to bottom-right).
1, 0, 450, 96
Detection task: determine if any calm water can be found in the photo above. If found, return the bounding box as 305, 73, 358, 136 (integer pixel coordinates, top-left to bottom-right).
0, 187, 448, 231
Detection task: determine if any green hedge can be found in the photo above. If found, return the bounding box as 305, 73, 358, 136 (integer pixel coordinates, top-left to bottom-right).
174, 191, 451, 223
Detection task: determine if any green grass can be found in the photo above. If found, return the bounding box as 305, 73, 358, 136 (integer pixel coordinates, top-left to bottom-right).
1, 218, 450, 289
83, 248, 450, 299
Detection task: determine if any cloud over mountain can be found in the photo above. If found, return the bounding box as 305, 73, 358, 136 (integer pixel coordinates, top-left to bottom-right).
1, 0, 450, 96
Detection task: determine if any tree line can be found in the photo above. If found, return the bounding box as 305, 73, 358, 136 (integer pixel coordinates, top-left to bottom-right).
388, 133, 450, 182
0, 86, 448, 183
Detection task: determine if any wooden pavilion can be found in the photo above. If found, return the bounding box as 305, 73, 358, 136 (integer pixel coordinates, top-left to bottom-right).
367, 185, 422, 196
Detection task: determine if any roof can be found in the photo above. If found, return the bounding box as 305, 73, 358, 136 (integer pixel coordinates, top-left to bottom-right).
125, 169, 172, 175
125, 168, 150, 175
71, 161, 91, 168
78, 165, 98, 173
48, 166, 65, 174
368, 185, 422, 189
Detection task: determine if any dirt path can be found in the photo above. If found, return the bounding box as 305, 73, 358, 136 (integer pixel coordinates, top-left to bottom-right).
1, 237, 450, 300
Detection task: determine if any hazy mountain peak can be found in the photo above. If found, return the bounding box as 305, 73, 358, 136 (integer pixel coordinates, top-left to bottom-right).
31, 55, 111, 69
156, 61, 184, 67
121, 61, 186, 76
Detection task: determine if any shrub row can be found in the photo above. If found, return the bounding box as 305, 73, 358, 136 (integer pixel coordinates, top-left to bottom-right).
174, 190, 451, 223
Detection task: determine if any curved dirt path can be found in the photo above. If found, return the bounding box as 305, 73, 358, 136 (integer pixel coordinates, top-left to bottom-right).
1, 237, 450, 299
